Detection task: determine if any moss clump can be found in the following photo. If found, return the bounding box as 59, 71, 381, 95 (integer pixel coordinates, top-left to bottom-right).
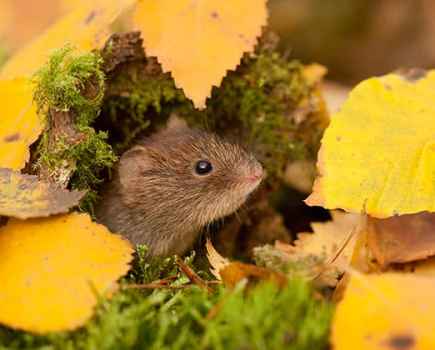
33, 45, 117, 213
0, 281, 332, 350
128, 244, 196, 284
204, 47, 312, 180
33, 45, 105, 125
254, 244, 327, 278
100, 60, 188, 153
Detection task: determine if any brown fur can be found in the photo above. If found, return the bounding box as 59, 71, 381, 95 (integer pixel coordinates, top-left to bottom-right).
96, 127, 263, 257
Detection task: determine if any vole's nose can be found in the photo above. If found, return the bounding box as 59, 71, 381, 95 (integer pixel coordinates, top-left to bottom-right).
246, 163, 264, 183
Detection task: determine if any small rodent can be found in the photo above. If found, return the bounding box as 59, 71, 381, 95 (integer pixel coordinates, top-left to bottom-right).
96, 123, 264, 257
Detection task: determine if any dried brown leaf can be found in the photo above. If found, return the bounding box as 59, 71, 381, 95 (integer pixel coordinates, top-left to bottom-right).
367, 212, 435, 266
0, 168, 85, 219
261, 211, 360, 287
205, 238, 286, 288
219, 262, 288, 289
205, 238, 230, 280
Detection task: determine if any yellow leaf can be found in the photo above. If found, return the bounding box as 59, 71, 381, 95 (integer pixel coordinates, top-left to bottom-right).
133, 0, 268, 108
0, 168, 84, 219
333, 273, 435, 350
0, 0, 135, 79
60, 0, 92, 13
0, 213, 133, 333
0, 78, 43, 170
306, 71, 435, 217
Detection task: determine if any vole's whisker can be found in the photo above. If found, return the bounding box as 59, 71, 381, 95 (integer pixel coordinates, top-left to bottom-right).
234, 210, 243, 224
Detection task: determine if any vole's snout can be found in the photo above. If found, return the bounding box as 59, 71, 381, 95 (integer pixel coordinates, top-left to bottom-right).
246, 163, 264, 184
239, 155, 264, 187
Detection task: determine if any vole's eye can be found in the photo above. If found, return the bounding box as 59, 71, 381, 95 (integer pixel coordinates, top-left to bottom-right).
195, 160, 213, 175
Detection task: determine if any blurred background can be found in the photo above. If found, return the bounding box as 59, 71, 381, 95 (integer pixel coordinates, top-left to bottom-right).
270, 0, 435, 84
1, 0, 435, 86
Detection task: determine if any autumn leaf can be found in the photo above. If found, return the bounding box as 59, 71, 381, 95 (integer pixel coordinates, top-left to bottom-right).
219, 262, 288, 289
293, 211, 360, 273
0, 212, 133, 333
2, 0, 269, 108
333, 273, 435, 350
347, 215, 380, 274
348, 213, 435, 275
255, 211, 360, 287
0, 168, 84, 219
0, 0, 13, 40
0, 0, 135, 79
133, 0, 268, 108
402, 256, 435, 277
366, 212, 435, 266
0, 78, 43, 170
206, 238, 230, 280
306, 70, 435, 218
206, 238, 287, 288
60, 0, 93, 13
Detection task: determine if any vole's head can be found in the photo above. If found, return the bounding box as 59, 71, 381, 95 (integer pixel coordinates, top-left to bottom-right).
118, 127, 264, 228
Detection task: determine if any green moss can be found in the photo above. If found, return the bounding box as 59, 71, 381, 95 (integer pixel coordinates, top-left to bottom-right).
33, 44, 105, 126
100, 61, 190, 153
203, 49, 311, 180
33, 45, 116, 213
128, 244, 184, 284
67, 128, 117, 212
0, 280, 332, 350
254, 244, 327, 280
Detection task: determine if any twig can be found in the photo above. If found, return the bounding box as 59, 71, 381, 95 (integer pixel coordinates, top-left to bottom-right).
176, 256, 213, 293
311, 226, 357, 282
123, 277, 221, 291
124, 283, 190, 290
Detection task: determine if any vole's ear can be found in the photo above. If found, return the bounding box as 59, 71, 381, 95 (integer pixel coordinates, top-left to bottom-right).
118, 145, 153, 189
